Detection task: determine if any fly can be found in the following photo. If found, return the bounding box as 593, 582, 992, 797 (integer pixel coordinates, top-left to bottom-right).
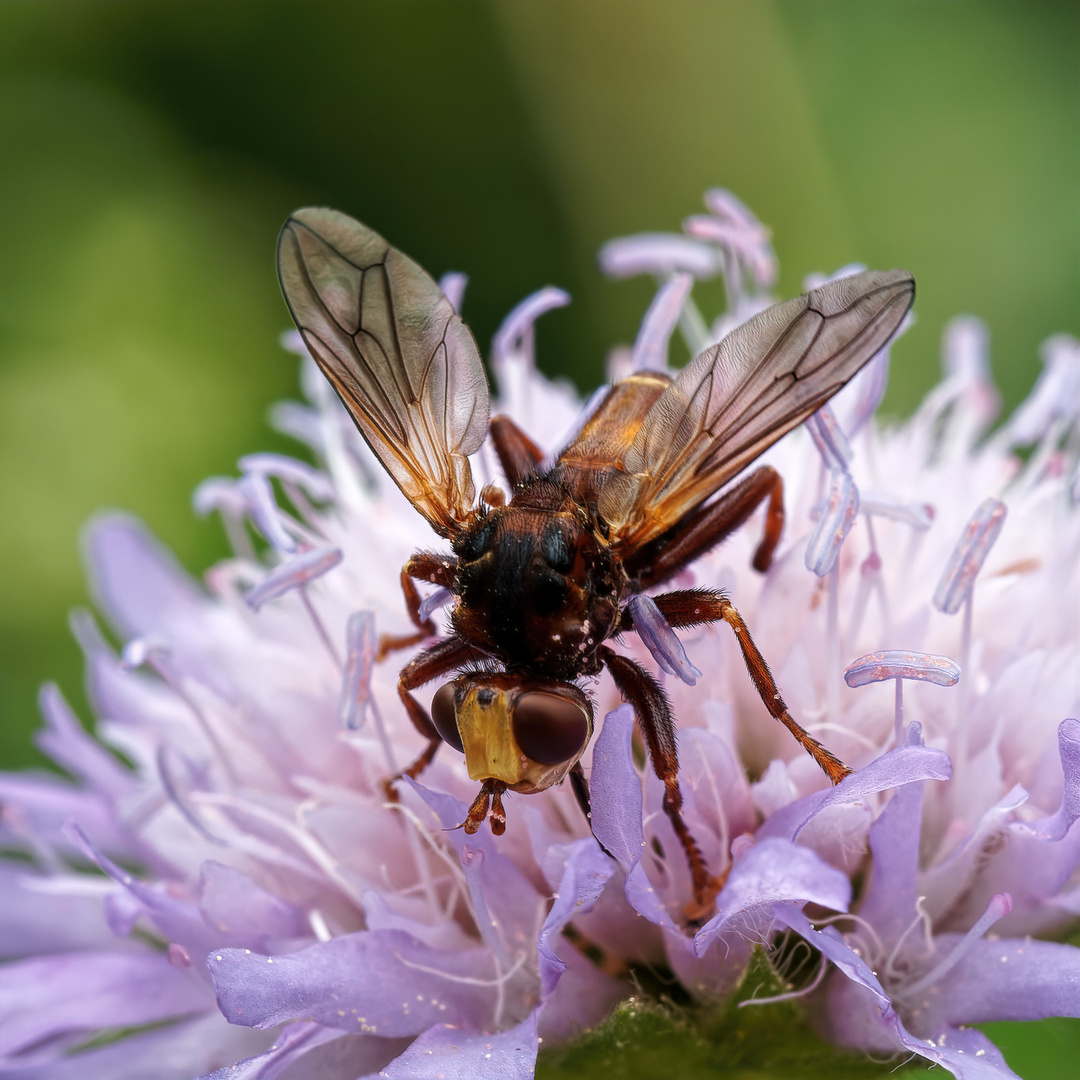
277, 208, 915, 921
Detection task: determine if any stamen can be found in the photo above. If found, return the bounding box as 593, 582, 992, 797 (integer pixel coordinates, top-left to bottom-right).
859, 490, 933, 531
626, 594, 702, 686
120, 634, 169, 670
340, 611, 376, 731
438, 271, 468, 315
844, 651, 962, 689
491, 286, 571, 369
597, 233, 719, 280
245, 546, 343, 612
631, 273, 693, 371
844, 651, 961, 746
900, 893, 1012, 1000
932, 497, 1007, 615
240, 473, 298, 553
239, 454, 335, 502
805, 470, 860, 577
806, 405, 853, 473
841, 351, 890, 438
192, 477, 256, 561
1003, 333, 1080, 447
418, 587, 454, 622
847, 551, 881, 645
279, 329, 308, 357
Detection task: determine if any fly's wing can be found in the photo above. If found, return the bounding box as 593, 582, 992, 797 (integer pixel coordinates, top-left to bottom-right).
597, 270, 915, 551
278, 208, 490, 537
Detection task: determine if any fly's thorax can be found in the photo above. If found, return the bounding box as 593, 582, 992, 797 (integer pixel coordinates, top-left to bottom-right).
429, 673, 593, 794
449, 502, 625, 675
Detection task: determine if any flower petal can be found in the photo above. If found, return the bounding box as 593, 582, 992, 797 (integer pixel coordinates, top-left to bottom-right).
0, 950, 209, 1059
361, 1013, 538, 1080
198, 1021, 408, 1080
693, 838, 850, 956
536, 838, 614, 997
208, 930, 498, 1035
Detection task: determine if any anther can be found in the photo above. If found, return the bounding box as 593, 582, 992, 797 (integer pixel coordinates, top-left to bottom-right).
245, 546, 343, 612
933, 498, 1007, 615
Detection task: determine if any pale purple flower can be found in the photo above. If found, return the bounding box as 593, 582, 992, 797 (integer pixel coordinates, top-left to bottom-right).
1, 195, 1077, 1080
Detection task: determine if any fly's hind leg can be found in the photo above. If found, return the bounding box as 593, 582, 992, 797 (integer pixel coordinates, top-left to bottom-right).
625, 465, 785, 589
626, 590, 851, 785
489, 414, 545, 488
383, 635, 478, 800
600, 645, 721, 924
377, 553, 458, 661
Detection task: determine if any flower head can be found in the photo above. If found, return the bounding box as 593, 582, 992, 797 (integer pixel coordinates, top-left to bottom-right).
1, 191, 1077, 1079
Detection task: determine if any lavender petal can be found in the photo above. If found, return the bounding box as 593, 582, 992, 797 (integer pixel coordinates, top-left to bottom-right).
588, 706, 643, 869
588, 705, 680, 928
781, 908, 1021, 1080
693, 838, 851, 956
362, 1013, 538, 1080
208, 930, 497, 1035
855, 780, 925, 947
925, 936, 1080, 1027
1022, 717, 1080, 841
406, 781, 544, 949
757, 724, 952, 843
197, 861, 306, 950
35, 682, 136, 798
0, 864, 129, 958
536, 838, 614, 997
199, 1022, 408, 1080
83, 514, 205, 639
0, 949, 209, 1059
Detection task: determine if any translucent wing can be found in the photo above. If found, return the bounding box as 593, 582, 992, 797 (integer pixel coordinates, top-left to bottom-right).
278, 208, 490, 537
597, 270, 915, 550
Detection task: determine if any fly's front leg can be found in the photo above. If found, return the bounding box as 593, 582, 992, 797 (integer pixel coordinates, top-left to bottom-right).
490, 414, 544, 488
600, 646, 721, 924
384, 634, 479, 800
625, 466, 785, 589
377, 552, 458, 661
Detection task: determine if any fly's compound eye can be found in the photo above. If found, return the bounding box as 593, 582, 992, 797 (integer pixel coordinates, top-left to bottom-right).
430, 683, 464, 753
511, 692, 589, 765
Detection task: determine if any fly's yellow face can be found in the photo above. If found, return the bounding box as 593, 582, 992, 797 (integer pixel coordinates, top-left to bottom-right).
430, 673, 593, 795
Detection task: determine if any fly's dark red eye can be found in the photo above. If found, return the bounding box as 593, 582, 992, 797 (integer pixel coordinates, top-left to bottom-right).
430, 684, 463, 753
512, 692, 588, 765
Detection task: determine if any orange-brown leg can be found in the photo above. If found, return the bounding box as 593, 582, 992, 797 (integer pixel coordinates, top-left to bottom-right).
625, 466, 785, 589
377, 553, 458, 661
383, 634, 481, 799
622, 589, 851, 785
490, 414, 544, 488
600, 646, 721, 923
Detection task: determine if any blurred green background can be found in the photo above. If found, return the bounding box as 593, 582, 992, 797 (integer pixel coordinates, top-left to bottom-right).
1, 2, 1077, 1075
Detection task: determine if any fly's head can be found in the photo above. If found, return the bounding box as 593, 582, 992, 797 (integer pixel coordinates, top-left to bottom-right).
429, 672, 593, 834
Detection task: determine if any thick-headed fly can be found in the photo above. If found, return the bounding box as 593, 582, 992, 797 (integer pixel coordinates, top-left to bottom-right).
277, 209, 914, 919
